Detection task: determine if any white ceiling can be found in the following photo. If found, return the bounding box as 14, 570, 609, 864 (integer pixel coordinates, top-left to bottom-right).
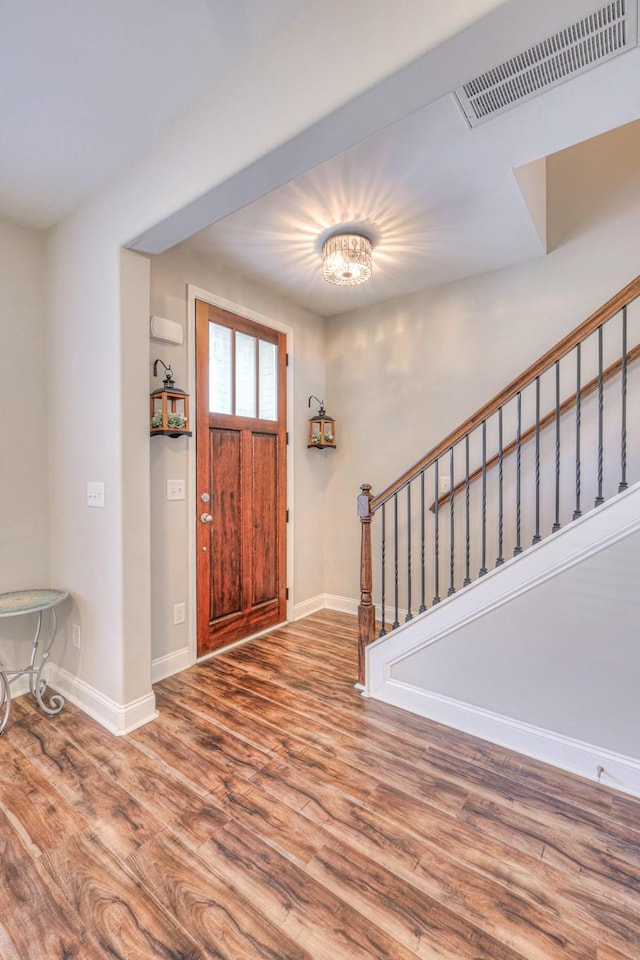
0, 0, 316, 228
2, 0, 640, 316
182, 90, 547, 316
182, 40, 640, 316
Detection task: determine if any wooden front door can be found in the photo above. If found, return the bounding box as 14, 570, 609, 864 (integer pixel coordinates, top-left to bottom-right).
195, 300, 287, 655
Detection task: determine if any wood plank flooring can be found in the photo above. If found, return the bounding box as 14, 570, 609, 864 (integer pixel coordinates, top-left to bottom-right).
1, 609, 640, 959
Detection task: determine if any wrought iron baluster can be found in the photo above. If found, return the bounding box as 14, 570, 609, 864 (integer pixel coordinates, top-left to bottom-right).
514, 393, 523, 555
479, 421, 488, 575
433, 463, 440, 605
393, 494, 399, 629
552, 361, 561, 532
619, 305, 628, 493
532, 376, 541, 544
573, 343, 582, 520
496, 407, 504, 566
419, 471, 426, 613
448, 445, 455, 596
405, 485, 413, 621
379, 503, 386, 638
464, 434, 471, 585
595, 325, 604, 506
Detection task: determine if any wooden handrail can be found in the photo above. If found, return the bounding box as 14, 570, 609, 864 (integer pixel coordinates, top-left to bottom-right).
430, 343, 640, 512
370, 273, 640, 513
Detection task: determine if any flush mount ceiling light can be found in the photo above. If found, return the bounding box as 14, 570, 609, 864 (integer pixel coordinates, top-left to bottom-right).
322, 233, 373, 286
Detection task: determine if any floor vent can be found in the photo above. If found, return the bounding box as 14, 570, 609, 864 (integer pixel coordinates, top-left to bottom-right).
455, 0, 637, 126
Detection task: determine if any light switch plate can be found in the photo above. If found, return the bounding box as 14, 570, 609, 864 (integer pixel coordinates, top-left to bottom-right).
167, 479, 185, 501
87, 481, 105, 507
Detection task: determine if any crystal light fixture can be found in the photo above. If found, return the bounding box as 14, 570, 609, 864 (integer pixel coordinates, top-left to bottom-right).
322, 233, 373, 286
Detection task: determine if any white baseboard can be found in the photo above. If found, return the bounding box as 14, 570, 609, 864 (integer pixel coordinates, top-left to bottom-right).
151, 645, 191, 684
50, 666, 158, 736
374, 679, 640, 799
7, 674, 31, 699
293, 594, 327, 619
323, 593, 415, 625
324, 594, 359, 616
294, 593, 360, 618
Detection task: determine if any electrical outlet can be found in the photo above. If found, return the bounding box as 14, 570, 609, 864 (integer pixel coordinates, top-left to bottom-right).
72, 624, 81, 649
440, 476, 451, 493
173, 602, 186, 625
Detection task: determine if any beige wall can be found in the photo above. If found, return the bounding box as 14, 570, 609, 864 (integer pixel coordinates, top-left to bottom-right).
45, 1, 499, 720
149, 244, 327, 663
47, 213, 126, 707
120, 250, 153, 702
37, 3, 637, 722
324, 121, 640, 602
0, 220, 49, 658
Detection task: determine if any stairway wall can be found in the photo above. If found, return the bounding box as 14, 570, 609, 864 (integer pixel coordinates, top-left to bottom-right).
366, 482, 640, 797
324, 120, 640, 605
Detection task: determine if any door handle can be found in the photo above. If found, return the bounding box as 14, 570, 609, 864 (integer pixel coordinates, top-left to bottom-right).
200, 513, 214, 524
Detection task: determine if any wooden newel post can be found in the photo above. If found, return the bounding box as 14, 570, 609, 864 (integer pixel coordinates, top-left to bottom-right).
357, 483, 375, 687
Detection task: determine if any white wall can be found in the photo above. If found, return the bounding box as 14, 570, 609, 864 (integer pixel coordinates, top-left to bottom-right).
331, 122, 640, 793
42, 0, 629, 724
120, 251, 153, 704
324, 120, 640, 605
47, 215, 126, 709
391, 524, 640, 757
367, 481, 640, 795
0, 219, 48, 586
149, 244, 327, 664
0, 220, 50, 661
45, 1, 494, 720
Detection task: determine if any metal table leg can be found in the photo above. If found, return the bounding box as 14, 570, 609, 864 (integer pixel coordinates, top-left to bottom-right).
27, 608, 65, 716
0, 664, 10, 735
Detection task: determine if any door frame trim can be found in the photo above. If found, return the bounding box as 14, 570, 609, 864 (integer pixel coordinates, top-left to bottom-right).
187, 284, 294, 666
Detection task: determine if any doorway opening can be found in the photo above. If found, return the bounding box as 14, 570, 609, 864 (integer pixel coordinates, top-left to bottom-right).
192, 293, 292, 656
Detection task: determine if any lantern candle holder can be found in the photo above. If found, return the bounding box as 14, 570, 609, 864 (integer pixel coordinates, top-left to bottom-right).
150, 360, 192, 438
307, 396, 336, 449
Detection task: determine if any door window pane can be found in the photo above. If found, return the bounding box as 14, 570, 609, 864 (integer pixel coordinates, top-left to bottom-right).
236, 332, 256, 418
209, 322, 232, 414
258, 340, 278, 421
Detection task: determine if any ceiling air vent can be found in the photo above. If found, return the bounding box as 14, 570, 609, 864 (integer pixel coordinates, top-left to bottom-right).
455, 0, 637, 126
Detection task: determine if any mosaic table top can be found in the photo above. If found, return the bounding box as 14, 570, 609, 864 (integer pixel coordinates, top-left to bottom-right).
0, 589, 68, 617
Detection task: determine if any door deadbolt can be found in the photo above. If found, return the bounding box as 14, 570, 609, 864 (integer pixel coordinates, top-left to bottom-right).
200, 492, 210, 502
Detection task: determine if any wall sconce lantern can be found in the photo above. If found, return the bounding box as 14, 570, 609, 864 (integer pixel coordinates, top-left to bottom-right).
307, 396, 336, 449
150, 360, 192, 438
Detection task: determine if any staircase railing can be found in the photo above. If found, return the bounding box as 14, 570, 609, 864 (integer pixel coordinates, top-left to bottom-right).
357, 274, 640, 684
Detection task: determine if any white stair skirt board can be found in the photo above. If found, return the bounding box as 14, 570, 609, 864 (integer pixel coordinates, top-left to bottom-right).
375, 680, 640, 798
151, 645, 191, 684
366, 480, 640, 799
50, 665, 158, 735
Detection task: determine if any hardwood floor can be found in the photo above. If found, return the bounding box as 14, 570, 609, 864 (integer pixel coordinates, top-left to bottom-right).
1, 609, 640, 959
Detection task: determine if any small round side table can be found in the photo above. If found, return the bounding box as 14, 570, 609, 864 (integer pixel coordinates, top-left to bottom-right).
0, 588, 68, 735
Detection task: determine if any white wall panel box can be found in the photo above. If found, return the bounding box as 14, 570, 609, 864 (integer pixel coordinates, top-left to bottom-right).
150, 315, 184, 344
